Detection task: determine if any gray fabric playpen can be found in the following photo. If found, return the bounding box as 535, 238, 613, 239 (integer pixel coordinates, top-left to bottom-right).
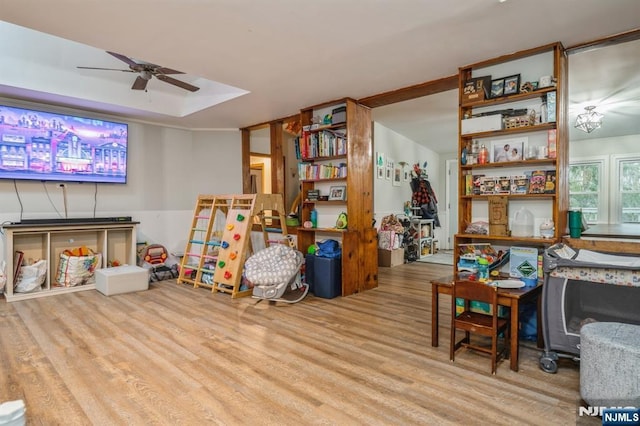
539, 244, 640, 373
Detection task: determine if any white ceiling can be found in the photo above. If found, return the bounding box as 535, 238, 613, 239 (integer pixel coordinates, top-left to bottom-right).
1, 0, 639, 138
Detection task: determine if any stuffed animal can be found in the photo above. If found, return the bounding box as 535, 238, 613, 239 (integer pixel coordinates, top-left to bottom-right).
336, 212, 347, 229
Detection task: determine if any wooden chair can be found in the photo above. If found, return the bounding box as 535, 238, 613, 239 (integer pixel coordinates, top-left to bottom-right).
450, 280, 510, 374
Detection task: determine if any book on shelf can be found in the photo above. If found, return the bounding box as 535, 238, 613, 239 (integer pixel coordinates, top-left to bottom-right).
13, 250, 24, 287
544, 170, 556, 194
464, 174, 473, 195
528, 170, 547, 194
547, 129, 557, 159
298, 162, 347, 180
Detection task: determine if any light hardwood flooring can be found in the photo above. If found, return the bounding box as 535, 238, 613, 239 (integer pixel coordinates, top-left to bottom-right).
0, 262, 598, 425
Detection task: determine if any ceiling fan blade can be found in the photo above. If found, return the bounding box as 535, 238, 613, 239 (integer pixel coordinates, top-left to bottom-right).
155, 74, 200, 92
154, 67, 184, 75
106, 51, 140, 67
131, 76, 149, 91
77, 66, 136, 73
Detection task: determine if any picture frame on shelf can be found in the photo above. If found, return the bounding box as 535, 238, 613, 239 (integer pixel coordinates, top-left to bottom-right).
490, 137, 527, 163
491, 78, 505, 98
503, 74, 521, 95
462, 75, 492, 101
329, 185, 347, 201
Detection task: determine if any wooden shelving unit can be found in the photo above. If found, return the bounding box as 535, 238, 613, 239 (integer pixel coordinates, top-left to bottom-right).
3, 220, 138, 302
455, 42, 568, 268
296, 98, 377, 296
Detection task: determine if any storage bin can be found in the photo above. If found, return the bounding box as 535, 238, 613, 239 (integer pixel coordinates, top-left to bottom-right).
95, 265, 149, 296
311, 256, 341, 299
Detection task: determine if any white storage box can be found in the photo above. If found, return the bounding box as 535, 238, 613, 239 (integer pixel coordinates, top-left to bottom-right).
461, 115, 503, 134
95, 265, 149, 296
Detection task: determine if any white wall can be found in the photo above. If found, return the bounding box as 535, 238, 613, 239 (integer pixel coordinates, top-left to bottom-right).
0, 100, 242, 263
372, 122, 445, 242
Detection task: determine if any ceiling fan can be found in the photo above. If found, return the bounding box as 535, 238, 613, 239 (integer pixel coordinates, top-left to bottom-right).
77, 51, 200, 92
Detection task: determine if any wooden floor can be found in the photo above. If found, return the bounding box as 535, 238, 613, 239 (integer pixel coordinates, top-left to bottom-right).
0, 262, 598, 425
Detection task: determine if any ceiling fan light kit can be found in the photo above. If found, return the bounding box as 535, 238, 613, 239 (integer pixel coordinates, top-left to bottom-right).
77, 51, 200, 92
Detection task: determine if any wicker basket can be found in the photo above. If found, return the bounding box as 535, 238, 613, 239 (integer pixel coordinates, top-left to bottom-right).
503, 112, 536, 129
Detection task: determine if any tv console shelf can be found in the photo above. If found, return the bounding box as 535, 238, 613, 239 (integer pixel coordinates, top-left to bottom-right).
3, 220, 139, 302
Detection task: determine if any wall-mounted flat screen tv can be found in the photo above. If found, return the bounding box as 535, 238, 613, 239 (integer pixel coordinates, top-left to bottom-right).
0, 104, 128, 184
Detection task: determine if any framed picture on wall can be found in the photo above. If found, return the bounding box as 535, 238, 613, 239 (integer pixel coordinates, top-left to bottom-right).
393, 165, 402, 186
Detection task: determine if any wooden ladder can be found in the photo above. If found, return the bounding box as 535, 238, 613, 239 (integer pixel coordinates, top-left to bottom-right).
212, 193, 291, 298
178, 193, 292, 298
176, 194, 230, 289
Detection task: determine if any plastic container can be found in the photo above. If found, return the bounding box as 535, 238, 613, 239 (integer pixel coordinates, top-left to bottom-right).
477, 257, 490, 281
512, 207, 534, 237
310, 209, 318, 228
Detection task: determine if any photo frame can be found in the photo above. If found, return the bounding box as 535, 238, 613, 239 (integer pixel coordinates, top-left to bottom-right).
490, 137, 527, 163
393, 165, 402, 186
385, 158, 394, 180
328, 185, 346, 201
377, 166, 384, 179
503, 74, 521, 95
463, 75, 491, 99
490, 78, 505, 98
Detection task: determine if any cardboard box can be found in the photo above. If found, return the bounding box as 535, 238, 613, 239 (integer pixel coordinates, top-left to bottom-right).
378, 248, 404, 267
510, 246, 538, 279
461, 115, 502, 134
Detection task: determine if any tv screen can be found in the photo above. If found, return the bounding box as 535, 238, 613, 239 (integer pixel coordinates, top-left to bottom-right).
0, 104, 128, 184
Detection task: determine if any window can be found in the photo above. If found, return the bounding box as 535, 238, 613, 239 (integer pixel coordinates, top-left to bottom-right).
613, 155, 640, 223
569, 157, 607, 224
569, 155, 640, 225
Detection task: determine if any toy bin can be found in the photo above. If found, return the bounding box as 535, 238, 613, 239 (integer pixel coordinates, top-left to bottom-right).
311, 256, 342, 299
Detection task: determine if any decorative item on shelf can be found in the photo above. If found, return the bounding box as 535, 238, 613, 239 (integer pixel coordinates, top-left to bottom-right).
519, 81, 537, 93
575, 105, 603, 133
310, 208, 318, 228
462, 75, 491, 102
331, 106, 346, 125
335, 212, 347, 229
540, 219, 555, 239
538, 75, 556, 88
503, 110, 536, 129
478, 145, 489, 164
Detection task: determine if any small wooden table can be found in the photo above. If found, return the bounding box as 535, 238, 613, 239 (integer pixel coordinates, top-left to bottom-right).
431, 275, 543, 372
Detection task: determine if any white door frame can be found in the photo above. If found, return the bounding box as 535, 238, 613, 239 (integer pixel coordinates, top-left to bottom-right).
445, 159, 458, 250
